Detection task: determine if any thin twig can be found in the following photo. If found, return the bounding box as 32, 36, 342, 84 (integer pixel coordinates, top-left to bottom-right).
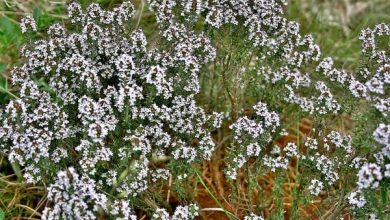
166, 174, 172, 203
11, 162, 23, 181
195, 170, 238, 220
0, 87, 19, 99
136, 0, 145, 29
221, 53, 237, 120
15, 204, 42, 217
215, 135, 231, 150
201, 208, 226, 212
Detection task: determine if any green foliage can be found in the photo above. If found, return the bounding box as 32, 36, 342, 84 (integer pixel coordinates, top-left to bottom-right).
0, 0, 389, 219
0, 208, 4, 220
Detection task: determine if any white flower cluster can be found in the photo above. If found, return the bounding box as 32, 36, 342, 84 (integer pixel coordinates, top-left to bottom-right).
263, 153, 289, 172
305, 137, 318, 150
283, 80, 340, 115
231, 102, 280, 141
149, 0, 313, 68
20, 15, 37, 33
373, 124, 390, 142
348, 189, 367, 209
301, 130, 355, 189
356, 124, 390, 191
42, 167, 137, 220
0, 1, 225, 218
369, 213, 378, 220
151, 168, 170, 182
152, 204, 199, 220
0, 81, 72, 183
359, 23, 389, 65
308, 154, 339, 184
227, 102, 280, 179
149, 0, 343, 116
352, 123, 390, 211
284, 142, 299, 158
42, 167, 107, 220
374, 124, 390, 172
357, 163, 383, 189
308, 179, 323, 196
324, 131, 353, 154
244, 213, 265, 220
318, 24, 389, 115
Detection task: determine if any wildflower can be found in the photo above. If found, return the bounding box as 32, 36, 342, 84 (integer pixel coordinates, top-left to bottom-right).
244, 213, 265, 220
348, 190, 367, 208
20, 16, 37, 33
308, 179, 324, 196
41, 167, 110, 220
357, 163, 383, 189
373, 124, 390, 147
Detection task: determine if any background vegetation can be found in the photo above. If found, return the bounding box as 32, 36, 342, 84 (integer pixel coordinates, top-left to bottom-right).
0, 0, 389, 219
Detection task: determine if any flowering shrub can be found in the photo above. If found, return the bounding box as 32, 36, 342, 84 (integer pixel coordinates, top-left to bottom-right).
0, 0, 389, 219
1, 1, 221, 218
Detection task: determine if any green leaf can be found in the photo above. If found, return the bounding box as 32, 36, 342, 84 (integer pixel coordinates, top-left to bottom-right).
0, 64, 6, 72
0, 76, 17, 99
0, 76, 8, 91
33, 8, 60, 30
0, 208, 4, 220
0, 17, 19, 37
0, 74, 8, 104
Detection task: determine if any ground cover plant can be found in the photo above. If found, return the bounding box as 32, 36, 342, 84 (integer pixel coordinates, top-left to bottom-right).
0, 0, 389, 219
